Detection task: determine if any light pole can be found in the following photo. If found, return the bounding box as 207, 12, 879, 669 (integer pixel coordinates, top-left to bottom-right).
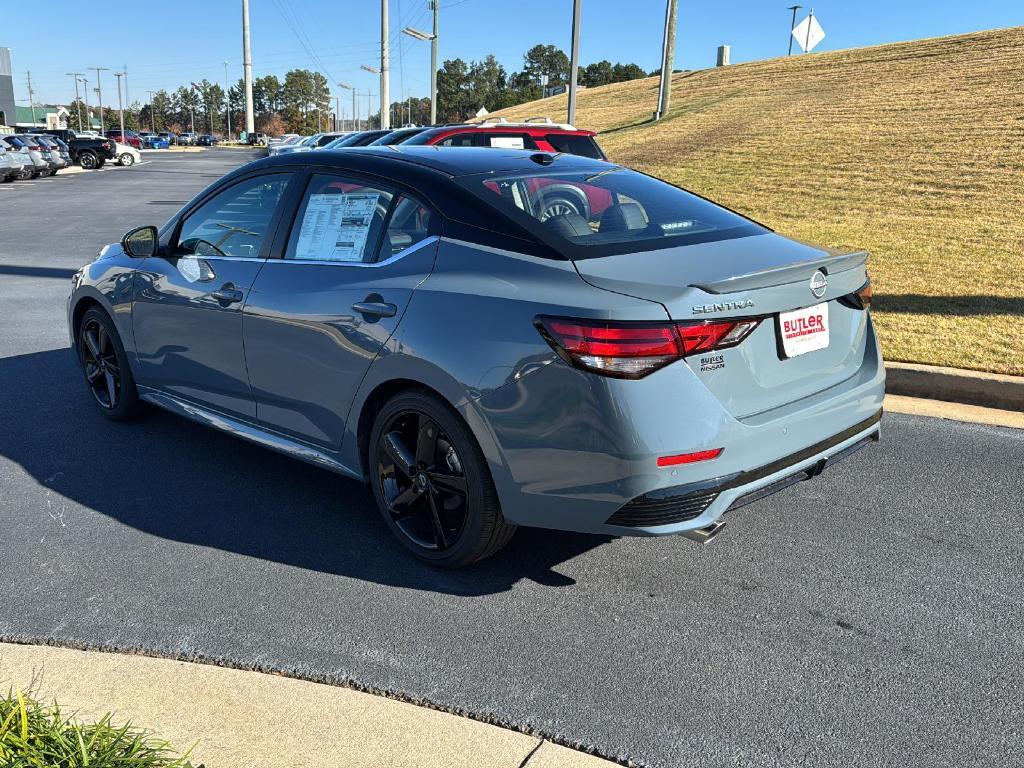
66, 72, 84, 131
114, 72, 126, 145
91, 67, 109, 133
224, 60, 233, 141
338, 83, 356, 131
567, 0, 582, 126
80, 77, 89, 129
401, 22, 438, 125
787, 5, 802, 56
654, 0, 678, 120
242, 0, 255, 135
361, 66, 380, 128
147, 91, 157, 132
380, 0, 390, 130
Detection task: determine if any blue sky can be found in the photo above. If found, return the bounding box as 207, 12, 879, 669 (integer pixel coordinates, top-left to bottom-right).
6, 0, 1020, 114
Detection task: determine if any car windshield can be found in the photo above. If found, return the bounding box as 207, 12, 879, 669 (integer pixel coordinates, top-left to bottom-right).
458, 166, 767, 259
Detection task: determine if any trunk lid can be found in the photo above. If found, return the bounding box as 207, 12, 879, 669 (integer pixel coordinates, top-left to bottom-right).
572, 233, 872, 418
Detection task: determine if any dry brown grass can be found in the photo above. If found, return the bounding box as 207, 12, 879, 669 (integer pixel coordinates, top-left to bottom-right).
490, 27, 1024, 375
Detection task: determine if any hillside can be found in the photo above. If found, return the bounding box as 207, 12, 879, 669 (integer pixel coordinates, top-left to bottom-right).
489, 27, 1024, 375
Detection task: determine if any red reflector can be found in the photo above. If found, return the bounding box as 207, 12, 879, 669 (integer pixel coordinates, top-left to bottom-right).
656, 448, 723, 467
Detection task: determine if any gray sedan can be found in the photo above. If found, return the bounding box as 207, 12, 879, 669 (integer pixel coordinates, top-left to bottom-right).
67, 147, 884, 566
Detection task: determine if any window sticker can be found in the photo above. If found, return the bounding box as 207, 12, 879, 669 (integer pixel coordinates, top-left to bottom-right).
295, 192, 381, 262
489, 136, 525, 149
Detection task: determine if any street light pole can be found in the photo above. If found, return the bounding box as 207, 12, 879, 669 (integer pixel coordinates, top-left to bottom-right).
242, 0, 255, 135
224, 61, 233, 141
81, 78, 89, 129
66, 72, 84, 131
114, 72, 125, 144
91, 67, 109, 133
401, 22, 439, 125
787, 5, 802, 56
147, 90, 157, 132
567, 0, 582, 126
380, 0, 390, 130
338, 82, 355, 131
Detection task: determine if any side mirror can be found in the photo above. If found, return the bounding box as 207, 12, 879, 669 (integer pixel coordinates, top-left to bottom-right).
122, 225, 159, 258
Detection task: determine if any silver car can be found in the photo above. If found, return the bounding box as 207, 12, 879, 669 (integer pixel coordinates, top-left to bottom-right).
2, 136, 45, 178
30, 135, 69, 172
0, 144, 14, 182
67, 147, 884, 567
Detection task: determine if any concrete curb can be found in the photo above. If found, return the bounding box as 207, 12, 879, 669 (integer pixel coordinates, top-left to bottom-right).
0, 642, 618, 768
885, 362, 1024, 412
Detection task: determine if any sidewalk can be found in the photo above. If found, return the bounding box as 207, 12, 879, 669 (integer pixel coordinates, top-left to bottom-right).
0, 642, 615, 768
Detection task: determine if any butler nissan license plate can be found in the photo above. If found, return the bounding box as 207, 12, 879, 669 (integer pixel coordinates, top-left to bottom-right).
779, 303, 829, 358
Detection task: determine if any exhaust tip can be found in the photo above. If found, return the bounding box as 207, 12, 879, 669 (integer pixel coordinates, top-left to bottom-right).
681, 520, 726, 544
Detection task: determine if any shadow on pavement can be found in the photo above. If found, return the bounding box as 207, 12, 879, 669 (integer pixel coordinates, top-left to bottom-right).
0, 348, 609, 595
0, 265, 80, 279
874, 294, 1024, 316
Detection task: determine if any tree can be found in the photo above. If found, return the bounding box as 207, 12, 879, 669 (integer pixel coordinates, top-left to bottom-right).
611, 63, 646, 82
172, 85, 201, 132
582, 60, 614, 87
521, 44, 570, 87
280, 69, 330, 133
436, 58, 471, 122
469, 55, 508, 112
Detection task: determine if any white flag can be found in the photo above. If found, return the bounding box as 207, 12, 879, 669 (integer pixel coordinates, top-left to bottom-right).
792, 14, 826, 53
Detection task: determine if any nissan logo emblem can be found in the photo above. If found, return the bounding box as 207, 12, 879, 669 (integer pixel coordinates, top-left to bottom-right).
809, 270, 828, 299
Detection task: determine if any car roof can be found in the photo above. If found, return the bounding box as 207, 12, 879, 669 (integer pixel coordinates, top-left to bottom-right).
253, 145, 612, 178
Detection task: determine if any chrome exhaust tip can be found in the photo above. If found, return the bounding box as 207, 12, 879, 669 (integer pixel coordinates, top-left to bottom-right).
681, 520, 726, 544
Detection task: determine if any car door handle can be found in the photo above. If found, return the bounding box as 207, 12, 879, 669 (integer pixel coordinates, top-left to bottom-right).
211, 286, 244, 304
352, 301, 397, 318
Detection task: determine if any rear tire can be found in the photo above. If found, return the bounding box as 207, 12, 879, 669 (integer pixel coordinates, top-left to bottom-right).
79, 151, 98, 170
119, 153, 135, 167
369, 390, 515, 567
76, 307, 145, 421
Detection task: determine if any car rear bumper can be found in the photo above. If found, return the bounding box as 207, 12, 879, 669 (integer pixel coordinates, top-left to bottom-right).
474, 314, 886, 536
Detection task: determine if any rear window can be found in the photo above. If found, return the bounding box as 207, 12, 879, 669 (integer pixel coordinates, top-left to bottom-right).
459, 167, 766, 260
545, 133, 605, 159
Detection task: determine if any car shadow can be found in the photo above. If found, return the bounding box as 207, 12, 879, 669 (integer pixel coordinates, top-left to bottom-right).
0, 348, 610, 595
873, 294, 1024, 316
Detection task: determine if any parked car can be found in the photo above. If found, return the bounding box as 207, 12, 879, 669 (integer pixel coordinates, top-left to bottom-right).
268, 133, 300, 146
267, 135, 312, 156
247, 132, 270, 147
197, 134, 219, 146
47, 136, 74, 167
178, 132, 198, 146
0, 144, 15, 182
1, 136, 35, 179
36, 128, 117, 169
106, 129, 142, 150
68, 147, 883, 567
319, 129, 391, 150
2, 135, 51, 177
367, 127, 428, 146
112, 141, 141, 166
29, 135, 69, 172
141, 134, 170, 149
158, 131, 177, 146
272, 132, 347, 155
403, 118, 606, 158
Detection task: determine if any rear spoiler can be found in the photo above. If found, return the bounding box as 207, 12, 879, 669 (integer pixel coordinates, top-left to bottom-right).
691, 250, 868, 295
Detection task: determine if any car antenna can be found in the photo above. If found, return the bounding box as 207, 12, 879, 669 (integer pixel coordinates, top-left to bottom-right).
530, 153, 556, 166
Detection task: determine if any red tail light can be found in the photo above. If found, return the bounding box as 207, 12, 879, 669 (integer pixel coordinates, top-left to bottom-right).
537, 316, 761, 379
657, 448, 723, 467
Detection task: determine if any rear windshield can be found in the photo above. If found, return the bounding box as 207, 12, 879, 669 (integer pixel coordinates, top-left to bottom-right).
459, 167, 766, 260
545, 133, 605, 159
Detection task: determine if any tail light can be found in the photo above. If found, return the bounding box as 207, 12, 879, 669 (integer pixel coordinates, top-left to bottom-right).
536, 316, 761, 379
839, 273, 873, 310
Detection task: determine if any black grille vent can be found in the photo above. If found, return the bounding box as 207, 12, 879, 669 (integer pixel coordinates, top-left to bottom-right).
607, 487, 719, 527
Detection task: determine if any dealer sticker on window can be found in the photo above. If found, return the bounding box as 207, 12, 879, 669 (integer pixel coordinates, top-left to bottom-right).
779, 302, 829, 358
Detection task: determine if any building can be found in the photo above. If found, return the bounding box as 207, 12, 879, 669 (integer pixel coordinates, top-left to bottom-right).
0, 48, 15, 129
15, 104, 72, 130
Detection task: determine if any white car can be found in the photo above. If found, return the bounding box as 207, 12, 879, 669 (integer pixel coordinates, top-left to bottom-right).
113, 142, 141, 167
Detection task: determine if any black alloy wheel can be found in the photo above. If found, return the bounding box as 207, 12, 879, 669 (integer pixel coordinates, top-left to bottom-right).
370, 391, 515, 567
80, 317, 121, 410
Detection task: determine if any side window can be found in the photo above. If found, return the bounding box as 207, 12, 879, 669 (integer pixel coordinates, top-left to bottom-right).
286, 174, 395, 263
438, 133, 478, 147
483, 133, 539, 150
177, 174, 291, 259
378, 195, 437, 260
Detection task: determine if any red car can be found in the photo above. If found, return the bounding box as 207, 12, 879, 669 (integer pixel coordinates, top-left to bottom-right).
402, 118, 606, 159
105, 129, 142, 149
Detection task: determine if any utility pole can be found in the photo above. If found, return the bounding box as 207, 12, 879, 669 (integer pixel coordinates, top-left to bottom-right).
380, 0, 390, 129
123, 64, 129, 104
147, 90, 157, 131
92, 67, 109, 133
224, 61, 233, 141
787, 5, 802, 55
114, 72, 126, 144
26, 72, 37, 126
655, 0, 678, 120
242, 0, 255, 136
81, 78, 89, 129
430, 0, 438, 124
66, 73, 84, 130
567, 0, 582, 126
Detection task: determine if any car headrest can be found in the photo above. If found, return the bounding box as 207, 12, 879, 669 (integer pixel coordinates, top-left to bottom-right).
599, 202, 647, 233
544, 212, 592, 238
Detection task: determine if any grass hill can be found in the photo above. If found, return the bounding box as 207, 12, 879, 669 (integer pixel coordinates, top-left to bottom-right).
488, 27, 1024, 375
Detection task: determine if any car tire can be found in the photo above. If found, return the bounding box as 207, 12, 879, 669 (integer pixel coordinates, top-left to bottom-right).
76, 307, 146, 421
369, 390, 516, 567
537, 192, 588, 222
119, 153, 135, 166
79, 151, 98, 170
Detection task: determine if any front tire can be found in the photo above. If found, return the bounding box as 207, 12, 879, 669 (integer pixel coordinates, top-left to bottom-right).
77, 307, 145, 421
369, 390, 515, 567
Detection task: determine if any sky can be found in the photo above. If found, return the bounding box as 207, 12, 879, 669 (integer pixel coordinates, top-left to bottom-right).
4, 0, 1020, 119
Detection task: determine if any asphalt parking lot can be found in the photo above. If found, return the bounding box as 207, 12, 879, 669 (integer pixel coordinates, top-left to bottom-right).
1, 150, 1022, 768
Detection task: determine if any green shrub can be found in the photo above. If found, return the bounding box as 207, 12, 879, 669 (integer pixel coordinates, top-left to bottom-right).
0, 689, 197, 768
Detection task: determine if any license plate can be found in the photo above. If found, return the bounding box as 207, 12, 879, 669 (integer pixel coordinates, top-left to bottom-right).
778, 302, 829, 358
